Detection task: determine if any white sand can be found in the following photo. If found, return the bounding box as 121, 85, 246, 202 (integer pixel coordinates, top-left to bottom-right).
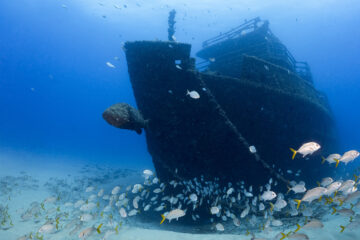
1, 153, 360, 240
2, 181, 359, 240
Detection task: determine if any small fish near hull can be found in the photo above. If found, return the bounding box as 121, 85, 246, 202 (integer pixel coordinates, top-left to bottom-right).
121, 40, 338, 190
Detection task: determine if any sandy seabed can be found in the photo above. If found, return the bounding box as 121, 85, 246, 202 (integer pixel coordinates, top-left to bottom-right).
1, 154, 360, 240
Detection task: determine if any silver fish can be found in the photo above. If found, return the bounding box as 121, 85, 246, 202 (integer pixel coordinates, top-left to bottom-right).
290, 142, 320, 159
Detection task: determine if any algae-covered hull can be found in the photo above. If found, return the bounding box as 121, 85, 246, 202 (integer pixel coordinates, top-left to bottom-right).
122, 40, 338, 188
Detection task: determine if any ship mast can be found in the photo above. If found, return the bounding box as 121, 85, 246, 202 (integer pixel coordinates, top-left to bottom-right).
168, 9, 176, 41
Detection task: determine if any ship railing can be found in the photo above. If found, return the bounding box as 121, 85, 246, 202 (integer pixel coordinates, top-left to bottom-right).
196, 60, 210, 71
267, 40, 313, 83
197, 39, 313, 84
295, 61, 313, 83
202, 17, 263, 48
196, 41, 269, 71
267, 40, 297, 71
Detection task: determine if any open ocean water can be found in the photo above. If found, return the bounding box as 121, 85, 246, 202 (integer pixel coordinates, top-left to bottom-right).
1, 0, 360, 239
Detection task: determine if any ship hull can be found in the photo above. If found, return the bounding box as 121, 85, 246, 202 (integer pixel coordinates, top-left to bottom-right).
124, 41, 338, 188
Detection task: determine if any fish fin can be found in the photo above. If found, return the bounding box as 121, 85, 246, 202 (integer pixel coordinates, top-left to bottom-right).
295, 223, 301, 233
289, 148, 297, 160
160, 214, 166, 224
321, 156, 326, 164
186, 90, 189, 95
294, 199, 301, 209
334, 191, 338, 197
96, 223, 103, 234
318, 196, 323, 202
335, 159, 340, 168
280, 232, 286, 240
332, 207, 337, 215
340, 225, 345, 233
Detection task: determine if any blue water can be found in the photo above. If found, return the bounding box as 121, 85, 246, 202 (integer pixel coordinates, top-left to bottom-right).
1, 1, 360, 239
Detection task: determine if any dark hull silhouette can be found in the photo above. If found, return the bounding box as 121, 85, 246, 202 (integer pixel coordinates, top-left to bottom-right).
123, 36, 338, 188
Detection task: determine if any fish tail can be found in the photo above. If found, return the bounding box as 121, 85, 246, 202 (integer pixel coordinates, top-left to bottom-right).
295, 223, 301, 233
280, 232, 286, 240
286, 186, 291, 194
351, 203, 354, 210
316, 181, 321, 187
269, 202, 274, 212
290, 148, 297, 160
96, 223, 103, 234
354, 174, 358, 182
321, 156, 326, 164
339, 199, 344, 206
160, 214, 166, 224
340, 225, 345, 233
294, 199, 301, 209
335, 159, 340, 168
332, 207, 337, 215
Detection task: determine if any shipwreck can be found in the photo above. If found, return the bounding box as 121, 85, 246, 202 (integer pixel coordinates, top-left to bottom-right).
104, 15, 338, 189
